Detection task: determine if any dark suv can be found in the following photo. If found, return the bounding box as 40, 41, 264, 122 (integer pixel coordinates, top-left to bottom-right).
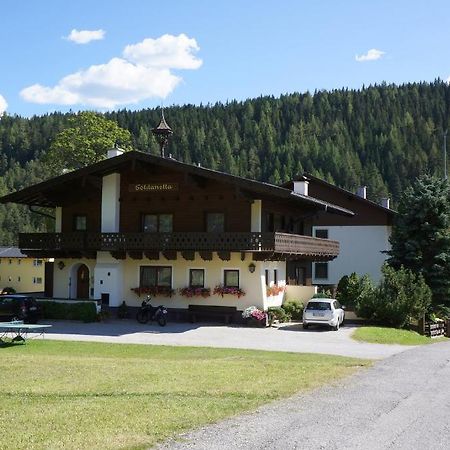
0, 295, 40, 323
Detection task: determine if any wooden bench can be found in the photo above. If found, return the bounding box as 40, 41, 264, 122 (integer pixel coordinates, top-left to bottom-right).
188, 305, 237, 324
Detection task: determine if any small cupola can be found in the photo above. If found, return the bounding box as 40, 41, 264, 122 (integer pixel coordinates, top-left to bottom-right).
152, 110, 173, 158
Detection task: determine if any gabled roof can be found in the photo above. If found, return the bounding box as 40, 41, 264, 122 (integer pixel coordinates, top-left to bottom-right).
0, 247, 27, 258
0, 151, 354, 216
282, 173, 395, 216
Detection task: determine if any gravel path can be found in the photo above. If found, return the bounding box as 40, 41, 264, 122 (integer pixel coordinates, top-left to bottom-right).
40, 320, 412, 359
158, 341, 450, 450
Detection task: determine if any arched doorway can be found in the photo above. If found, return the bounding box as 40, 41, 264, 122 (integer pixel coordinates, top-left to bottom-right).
76, 264, 90, 298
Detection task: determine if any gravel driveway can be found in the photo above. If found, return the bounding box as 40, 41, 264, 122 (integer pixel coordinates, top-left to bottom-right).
159, 340, 450, 450
41, 319, 411, 359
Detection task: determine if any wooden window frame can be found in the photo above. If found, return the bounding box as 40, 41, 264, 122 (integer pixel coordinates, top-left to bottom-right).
224, 269, 240, 288
141, 213, 174, 232
189, 269, 205, 288
205, 212, 226, 232
73, 214, 87, 231
140, 266, 172, 288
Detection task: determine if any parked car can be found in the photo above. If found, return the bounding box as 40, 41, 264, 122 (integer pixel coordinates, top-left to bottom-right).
302, 298, 345, 331
0, 295, 40, 323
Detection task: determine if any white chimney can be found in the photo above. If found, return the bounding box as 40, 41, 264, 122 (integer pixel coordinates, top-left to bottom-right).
356, 186, 367, 199
107, 148, 124, 159
293, 180, 309, 196
380, 197, 390, 209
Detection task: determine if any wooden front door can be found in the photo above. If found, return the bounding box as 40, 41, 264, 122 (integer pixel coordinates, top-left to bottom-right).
76, 264, 90, 299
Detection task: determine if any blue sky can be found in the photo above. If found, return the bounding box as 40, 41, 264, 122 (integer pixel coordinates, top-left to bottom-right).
1, 0, 450, 117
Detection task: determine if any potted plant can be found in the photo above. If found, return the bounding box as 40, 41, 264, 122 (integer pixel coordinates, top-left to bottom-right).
213, 285, 246, 298
242, 306, 268, 327
179, 287, 211, 298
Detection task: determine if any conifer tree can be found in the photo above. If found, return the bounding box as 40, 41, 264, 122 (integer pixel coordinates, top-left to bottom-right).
388, 175, 450, 304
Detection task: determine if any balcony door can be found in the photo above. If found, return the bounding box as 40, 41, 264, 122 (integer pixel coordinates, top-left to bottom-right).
76, 264, 90, 298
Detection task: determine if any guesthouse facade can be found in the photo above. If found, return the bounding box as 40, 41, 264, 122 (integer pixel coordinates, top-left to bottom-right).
0, 150, 352, 318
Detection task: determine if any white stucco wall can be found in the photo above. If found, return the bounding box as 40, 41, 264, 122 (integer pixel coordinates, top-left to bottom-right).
312, 225, 391, 285
101, 173, 120, 232
51, 252, 287, 311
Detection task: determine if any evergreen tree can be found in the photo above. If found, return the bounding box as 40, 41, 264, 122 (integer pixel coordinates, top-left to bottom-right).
388, 175, 450, 304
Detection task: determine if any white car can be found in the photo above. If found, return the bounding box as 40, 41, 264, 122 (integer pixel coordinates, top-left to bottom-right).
302, 298, 345, 331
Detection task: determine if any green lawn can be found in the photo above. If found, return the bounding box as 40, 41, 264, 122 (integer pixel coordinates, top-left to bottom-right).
0, 340, 369, 450
352, 326, 448, 345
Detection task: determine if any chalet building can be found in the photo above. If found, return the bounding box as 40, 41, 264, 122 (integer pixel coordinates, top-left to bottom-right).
0, 150, 353, 318
283, 174, 395, 286
0, 247, 50, 294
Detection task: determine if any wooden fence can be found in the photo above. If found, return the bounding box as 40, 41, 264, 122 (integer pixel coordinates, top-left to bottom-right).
417, 317, 450, 338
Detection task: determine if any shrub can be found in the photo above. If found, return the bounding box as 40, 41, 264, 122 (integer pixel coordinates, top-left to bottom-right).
268, 306, 291, 324
281, 300, 304, 320
38, 301, 98, 323
355, 264, 432, 328
336, 273, 374, 309
312, 290, 332, 299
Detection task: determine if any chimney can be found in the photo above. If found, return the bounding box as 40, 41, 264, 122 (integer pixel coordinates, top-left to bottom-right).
107, 147, 124, 159
380, 197, 390, 209
293, 180, 309, 196
356, 186, 367, 199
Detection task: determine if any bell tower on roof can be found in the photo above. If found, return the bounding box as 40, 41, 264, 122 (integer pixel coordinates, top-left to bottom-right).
152, 109, 173, 158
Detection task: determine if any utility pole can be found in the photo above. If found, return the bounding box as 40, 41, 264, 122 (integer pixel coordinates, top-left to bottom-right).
445, 130, 448, 180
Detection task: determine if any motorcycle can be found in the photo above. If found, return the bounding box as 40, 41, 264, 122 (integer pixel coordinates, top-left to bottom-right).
136, 296, 168, 326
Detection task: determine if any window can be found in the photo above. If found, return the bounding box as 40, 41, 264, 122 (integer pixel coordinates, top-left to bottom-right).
18, 259, 21, 265
74, 215, 87, 231
206, 213, 225, 232
265, 269, 269, 287
315, 262, 328, 279
8, 259, 12, 265
140, 266, 172, 288
315, 229, 329, 239
18, 276, 21, 282
274, 269, 278, 285
33, 259, 43, 267
224, 269, 239, 288
33, 277, 42, 284
142, 214, 173, 232
189, 269, 205, 288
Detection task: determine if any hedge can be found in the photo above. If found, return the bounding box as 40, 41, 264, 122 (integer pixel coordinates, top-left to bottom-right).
37, 301, 98, 323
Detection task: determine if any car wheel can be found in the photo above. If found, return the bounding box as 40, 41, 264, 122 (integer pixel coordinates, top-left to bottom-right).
303, 323, 309, 330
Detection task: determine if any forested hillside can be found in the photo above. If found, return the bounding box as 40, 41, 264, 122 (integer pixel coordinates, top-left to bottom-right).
1, 80, 449, 244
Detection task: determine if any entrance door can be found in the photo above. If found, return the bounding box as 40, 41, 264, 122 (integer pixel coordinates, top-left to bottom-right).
76, 264, 90, 298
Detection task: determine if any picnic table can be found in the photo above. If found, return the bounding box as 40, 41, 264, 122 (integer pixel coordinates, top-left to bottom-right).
0, 321, 52, 344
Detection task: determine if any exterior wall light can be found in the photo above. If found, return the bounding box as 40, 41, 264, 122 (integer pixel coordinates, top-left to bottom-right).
248, 263, 256, 273
57, 261, 65, 270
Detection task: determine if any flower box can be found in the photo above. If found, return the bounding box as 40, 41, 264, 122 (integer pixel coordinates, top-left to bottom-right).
179, 287, 211, 298
213, 285, 246, 298
266, 285, 285, 297
131, 286, 175, 297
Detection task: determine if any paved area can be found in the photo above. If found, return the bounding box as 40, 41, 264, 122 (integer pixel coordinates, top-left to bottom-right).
39, 319, 413, 359
159, 340, 450, 450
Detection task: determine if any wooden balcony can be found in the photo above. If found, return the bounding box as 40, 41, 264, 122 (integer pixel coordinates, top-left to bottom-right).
18, 232, 339, 261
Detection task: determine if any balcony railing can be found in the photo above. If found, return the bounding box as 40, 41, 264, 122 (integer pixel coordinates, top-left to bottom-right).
18, 232, 339, 259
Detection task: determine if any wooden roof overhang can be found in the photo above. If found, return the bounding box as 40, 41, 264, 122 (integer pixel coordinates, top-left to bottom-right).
0, 151, 354, 217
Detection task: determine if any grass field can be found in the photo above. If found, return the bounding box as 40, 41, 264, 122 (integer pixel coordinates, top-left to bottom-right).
352, 326, 448, 345
0, 340, 370, 450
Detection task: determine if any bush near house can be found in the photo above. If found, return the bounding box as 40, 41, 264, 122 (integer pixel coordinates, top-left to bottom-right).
281, 300, 304, 320
336, 273, 374, 309
355, 264, 431, 328
38, 301, 98, 323
268, 307, 291, 324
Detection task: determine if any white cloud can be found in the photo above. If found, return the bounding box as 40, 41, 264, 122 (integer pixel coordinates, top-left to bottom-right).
66, 29, 105, 44
123, 33, 202, 69
355, 48, 385, 62
0, 94, 7, 115
20, 34, 201, 109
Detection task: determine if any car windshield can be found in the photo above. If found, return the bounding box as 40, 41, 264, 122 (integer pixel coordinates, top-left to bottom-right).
306, 301, 331, 311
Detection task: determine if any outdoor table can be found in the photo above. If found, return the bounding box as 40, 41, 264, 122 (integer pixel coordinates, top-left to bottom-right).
0, 321, 52, 344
